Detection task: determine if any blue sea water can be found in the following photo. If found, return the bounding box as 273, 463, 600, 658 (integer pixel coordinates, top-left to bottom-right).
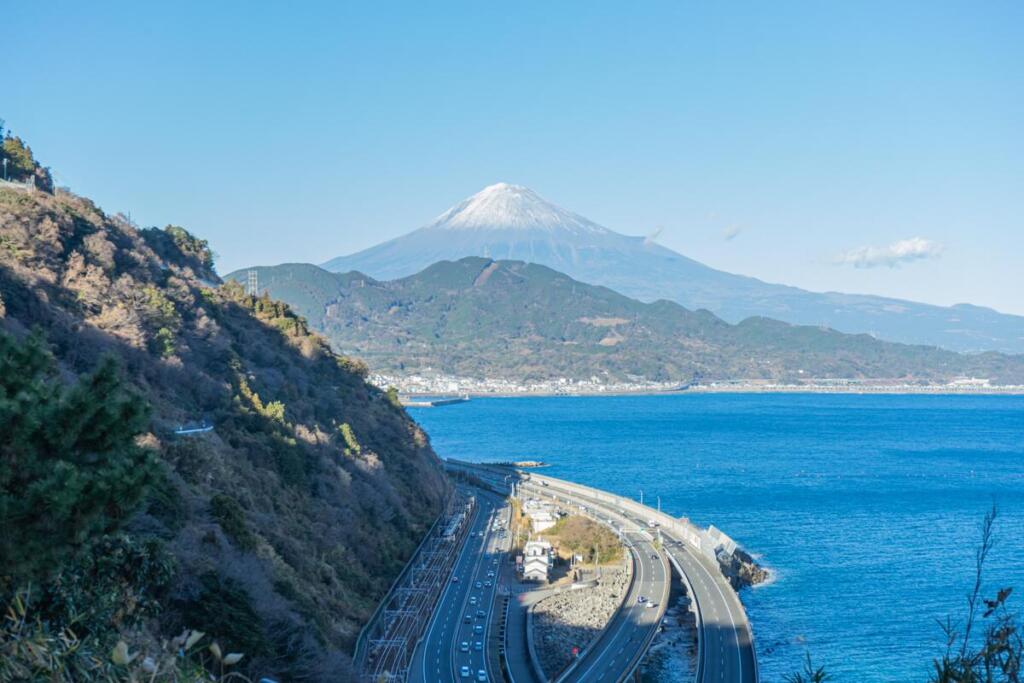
409, 394, 1024, 682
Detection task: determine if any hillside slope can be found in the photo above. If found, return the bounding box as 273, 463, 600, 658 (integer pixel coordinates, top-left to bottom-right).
321, 183, 1024, 354
0, 185, 449, 681
229, 258, 1024, 386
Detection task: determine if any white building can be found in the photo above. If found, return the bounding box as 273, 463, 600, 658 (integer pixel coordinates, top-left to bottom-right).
522, 540, 553, 582
527, 509, 556, 533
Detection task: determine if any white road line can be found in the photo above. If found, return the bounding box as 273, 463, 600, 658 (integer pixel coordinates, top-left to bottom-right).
418, 501, 481, 683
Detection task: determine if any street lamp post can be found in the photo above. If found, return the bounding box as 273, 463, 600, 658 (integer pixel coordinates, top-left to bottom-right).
2, 159, 7, 181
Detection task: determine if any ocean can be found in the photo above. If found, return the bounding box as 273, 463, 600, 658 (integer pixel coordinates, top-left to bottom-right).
409, 393, 1024, 682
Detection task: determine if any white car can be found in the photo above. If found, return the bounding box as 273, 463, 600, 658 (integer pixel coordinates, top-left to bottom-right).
460, 665, 471, 678
477, 670, 488, 681
460, 641, 470, 652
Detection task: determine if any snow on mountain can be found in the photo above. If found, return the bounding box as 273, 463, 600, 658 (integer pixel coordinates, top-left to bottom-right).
426, 182, 609, 234
320, 183, 1024, 354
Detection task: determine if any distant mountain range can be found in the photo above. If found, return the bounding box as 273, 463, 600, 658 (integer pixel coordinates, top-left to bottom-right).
321, 182, 1024, 354
226, 258, 1024, 385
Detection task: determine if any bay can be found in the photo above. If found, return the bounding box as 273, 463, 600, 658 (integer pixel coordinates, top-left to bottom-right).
410, 393, 1024, 682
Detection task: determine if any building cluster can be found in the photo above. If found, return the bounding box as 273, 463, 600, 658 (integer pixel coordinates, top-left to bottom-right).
513, 497, 565, 583
368, 372, 682, 396
523, 497, 558, 533
369, 372, 1023, 396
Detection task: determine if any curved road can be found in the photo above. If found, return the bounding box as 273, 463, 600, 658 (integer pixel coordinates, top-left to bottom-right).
438, 462, 758, 683
517, 486, 669, 683
520, 475, 758, 683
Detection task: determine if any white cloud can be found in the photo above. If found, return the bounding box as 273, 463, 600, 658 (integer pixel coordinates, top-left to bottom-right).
835, 236, 944, 268
722, 224, 742, 242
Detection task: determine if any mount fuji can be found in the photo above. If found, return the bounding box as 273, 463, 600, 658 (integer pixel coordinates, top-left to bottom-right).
322, 183, 1024, 354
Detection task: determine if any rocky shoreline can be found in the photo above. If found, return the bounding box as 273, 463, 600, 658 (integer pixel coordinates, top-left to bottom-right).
640, 593, 697, 681
718, 548, 771, 590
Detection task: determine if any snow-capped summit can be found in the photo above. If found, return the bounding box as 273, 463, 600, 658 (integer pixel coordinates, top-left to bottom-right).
425, 182, 609, 235
319, 183, 1024, 354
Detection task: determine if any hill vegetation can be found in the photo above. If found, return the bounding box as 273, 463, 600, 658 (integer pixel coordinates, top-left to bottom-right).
541, 516, 623, 565
0, 151, 449, 681
228, 258, 1024, 386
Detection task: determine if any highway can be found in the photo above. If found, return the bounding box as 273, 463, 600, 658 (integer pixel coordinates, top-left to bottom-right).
433, 462, 758, 683
515, 485, 669, 683
410, 489, 509, 683
663, 540, 756, 683
519, 475, 758, 683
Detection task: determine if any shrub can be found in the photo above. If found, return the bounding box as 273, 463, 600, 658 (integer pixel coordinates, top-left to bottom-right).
210, 494, 257, 550
180, 574, 267, 657
0, 536, 175, 682
339, 422, 361, 456
0, 331, 158, 588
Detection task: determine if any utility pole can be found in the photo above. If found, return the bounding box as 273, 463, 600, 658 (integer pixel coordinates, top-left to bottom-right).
657, 496, 661, 513
2, 159, 7, 181
246, 269, 258, 296
639, 489, 644, 506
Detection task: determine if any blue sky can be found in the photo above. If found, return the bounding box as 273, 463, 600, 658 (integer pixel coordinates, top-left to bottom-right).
6, 2, 1023, 313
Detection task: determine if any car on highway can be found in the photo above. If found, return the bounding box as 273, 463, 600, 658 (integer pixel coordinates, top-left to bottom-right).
637, 596, 646, 604
484, 580, 492, 587
452, 575, 459, 583
651, 553, 659, 560
476, 609, 486, 618
460, 641, 470, 652
474, 624, 484, 635
477, 670, 488, 681
469, 596, 478, 605
464, 614, 472, 623
475, 581, 482, 589
646, 601, 658, 609
460, 665, 470, 678
474, 641, 483, 651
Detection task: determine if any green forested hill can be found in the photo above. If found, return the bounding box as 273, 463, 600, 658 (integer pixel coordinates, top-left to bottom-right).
229, 257, 1024, 385
0, 180, 448, 681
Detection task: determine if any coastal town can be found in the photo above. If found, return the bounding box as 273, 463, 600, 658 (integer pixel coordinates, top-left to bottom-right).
370, 372, 1024, 397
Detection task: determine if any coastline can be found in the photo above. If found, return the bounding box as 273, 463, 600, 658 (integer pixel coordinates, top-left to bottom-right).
400, 384, 1024, 399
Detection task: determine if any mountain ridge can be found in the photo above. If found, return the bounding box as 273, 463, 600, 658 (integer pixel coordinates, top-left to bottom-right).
320, 183, 1024, 354
228, 257, 1024, 386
